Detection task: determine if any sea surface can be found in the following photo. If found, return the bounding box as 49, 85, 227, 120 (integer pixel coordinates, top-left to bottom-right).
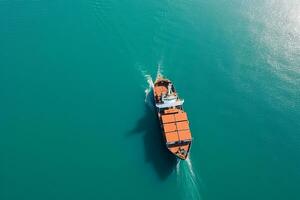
1, 0, 300, 200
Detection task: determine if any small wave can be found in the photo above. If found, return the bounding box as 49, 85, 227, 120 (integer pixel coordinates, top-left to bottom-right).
144, 74, 154, 103
139, 64, 165, 103
176, 157, 202, 200
156, 63, 164, 80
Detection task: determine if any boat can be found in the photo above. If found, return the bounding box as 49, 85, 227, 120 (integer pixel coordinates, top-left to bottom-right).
153, 74, 192, 160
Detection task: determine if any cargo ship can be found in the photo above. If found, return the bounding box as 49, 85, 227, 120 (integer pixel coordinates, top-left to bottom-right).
153, 74, 192, 160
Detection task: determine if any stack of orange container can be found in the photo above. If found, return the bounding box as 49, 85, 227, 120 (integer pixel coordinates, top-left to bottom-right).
161, 110, 192, 144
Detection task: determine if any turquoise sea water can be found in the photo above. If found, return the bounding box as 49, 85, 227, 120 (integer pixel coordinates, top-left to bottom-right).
1, 0, 300, 200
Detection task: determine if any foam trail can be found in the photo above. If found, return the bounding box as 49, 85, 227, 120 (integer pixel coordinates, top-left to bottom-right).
144, 74, 154, 102
156, 63, 164, 80
176, 157, 202, 200
142, 64, 164, 103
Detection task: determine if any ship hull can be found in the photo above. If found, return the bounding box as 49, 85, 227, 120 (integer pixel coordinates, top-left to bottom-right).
153, 76, 192, 160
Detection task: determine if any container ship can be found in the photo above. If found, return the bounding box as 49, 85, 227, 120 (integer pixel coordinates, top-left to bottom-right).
153, 74, 192, 160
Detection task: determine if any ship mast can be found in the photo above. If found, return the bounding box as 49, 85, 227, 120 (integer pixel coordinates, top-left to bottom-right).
168, 83, 173, 96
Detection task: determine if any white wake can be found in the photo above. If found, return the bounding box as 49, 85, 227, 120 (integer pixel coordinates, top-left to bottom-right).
142, 64, 164, 102
144, 74, 154, 102
176, 157, 202, 200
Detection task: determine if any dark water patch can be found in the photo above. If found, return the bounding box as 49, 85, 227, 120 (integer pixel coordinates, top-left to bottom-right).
127, 91, 177, 180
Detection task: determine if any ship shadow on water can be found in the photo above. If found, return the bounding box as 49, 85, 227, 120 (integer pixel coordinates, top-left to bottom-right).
128, 91, 177, 180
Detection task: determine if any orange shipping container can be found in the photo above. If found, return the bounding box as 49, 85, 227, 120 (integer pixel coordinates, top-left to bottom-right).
178, 130, 192, 141
163, 123, 177, 132
175, 112, 188, 121
161, 114, 175, 124
176, 121, 189, 131
165, 131, 179, 143
164, 109, 179, 114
